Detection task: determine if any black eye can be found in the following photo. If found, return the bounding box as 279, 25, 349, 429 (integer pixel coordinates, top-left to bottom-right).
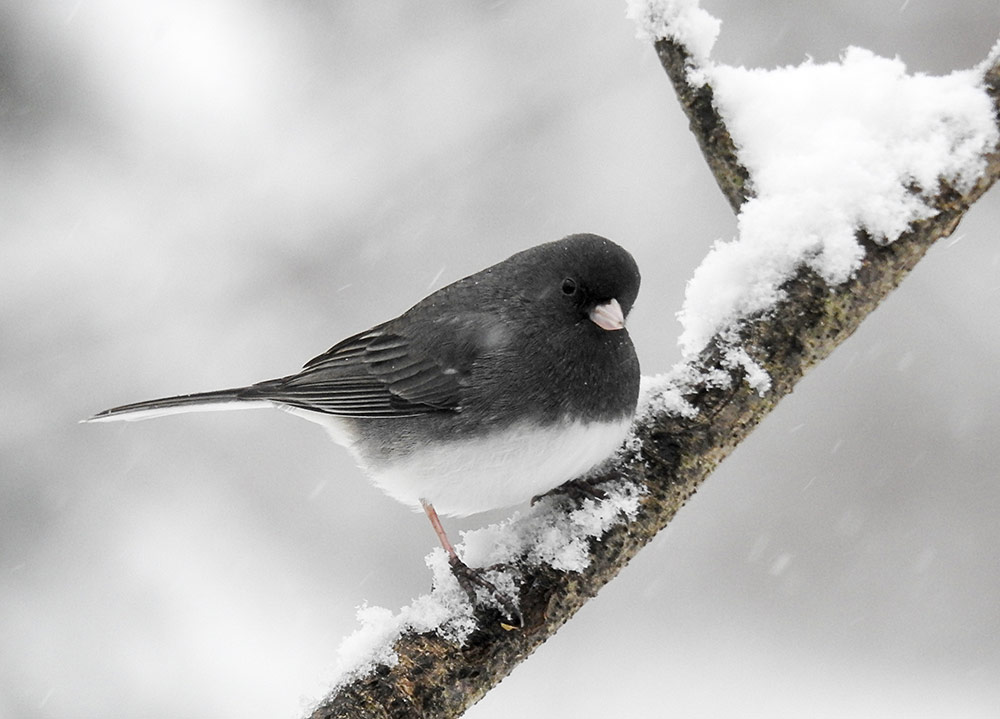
561, 278, 578, 296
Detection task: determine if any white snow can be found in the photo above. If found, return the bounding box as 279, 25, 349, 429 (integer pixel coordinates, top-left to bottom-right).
624, 0, 720, 65
721, 344, 772, 395
629, 2, 998, 364
984, 38, 1000, 72
460, 480, 644, 572
679, 48, 998, 357
635, 364, 711, 426
329, 552, 477, 686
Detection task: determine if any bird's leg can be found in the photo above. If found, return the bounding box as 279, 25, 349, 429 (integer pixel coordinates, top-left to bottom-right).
421, 500, 521, 626
421, 499, 462, 562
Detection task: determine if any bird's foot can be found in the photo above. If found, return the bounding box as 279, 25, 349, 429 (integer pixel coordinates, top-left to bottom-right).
448, 555, 522, 629
532, 476, 607, 506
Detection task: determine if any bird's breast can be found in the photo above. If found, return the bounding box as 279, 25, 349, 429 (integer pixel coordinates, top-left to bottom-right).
362, 415, 634, 517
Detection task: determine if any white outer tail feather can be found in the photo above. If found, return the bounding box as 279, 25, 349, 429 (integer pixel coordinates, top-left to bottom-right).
83, 400, 274, 423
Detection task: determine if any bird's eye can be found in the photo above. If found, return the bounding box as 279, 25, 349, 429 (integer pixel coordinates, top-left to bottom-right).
561, 278, 578, 296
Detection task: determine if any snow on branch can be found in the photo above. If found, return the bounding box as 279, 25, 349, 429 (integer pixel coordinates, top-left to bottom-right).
678, 45, 998, 359
309, 4, 1000, 717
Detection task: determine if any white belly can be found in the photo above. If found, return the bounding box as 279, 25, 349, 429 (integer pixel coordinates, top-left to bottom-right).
290, 408, 633, 518
373, 418, 633, 516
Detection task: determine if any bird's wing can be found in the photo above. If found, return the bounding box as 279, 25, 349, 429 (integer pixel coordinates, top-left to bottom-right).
253, 317, 482, 417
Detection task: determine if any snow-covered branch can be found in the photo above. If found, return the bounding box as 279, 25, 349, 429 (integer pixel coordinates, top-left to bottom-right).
309, 5, 1000, 717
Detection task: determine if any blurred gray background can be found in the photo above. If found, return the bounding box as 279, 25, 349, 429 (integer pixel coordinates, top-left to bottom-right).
2, 1, 999, 717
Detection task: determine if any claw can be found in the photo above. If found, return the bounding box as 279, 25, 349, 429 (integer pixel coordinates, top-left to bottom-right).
422, 499, 521, 627
449, 555, 522, 628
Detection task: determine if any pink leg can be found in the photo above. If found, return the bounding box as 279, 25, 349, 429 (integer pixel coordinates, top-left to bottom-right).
422, 500, 459, 561
421, 500, 521, 624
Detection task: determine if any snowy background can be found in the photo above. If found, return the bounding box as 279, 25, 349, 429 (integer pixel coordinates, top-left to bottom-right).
3, 1, 999, 717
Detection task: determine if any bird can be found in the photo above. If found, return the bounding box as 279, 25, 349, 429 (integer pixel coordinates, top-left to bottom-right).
88, 233, 641, 612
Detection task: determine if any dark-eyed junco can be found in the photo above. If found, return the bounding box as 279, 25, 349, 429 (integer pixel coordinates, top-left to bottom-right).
89, 234, 641, 606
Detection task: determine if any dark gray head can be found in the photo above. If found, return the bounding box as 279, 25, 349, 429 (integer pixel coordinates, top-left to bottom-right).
495, 233, 641, 327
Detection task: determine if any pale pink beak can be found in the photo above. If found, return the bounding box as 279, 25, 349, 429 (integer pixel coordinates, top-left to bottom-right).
589, 298, 625, 331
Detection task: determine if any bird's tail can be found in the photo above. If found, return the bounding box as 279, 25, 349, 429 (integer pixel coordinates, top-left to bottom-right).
84, 387, 274, 423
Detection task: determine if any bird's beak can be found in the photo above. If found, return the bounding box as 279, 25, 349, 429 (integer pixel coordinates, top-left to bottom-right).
589, 298, 625, 331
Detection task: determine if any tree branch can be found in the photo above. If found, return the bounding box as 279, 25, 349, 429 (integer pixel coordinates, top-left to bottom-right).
309, 38, 1000, 719
654, 39, 751, 211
